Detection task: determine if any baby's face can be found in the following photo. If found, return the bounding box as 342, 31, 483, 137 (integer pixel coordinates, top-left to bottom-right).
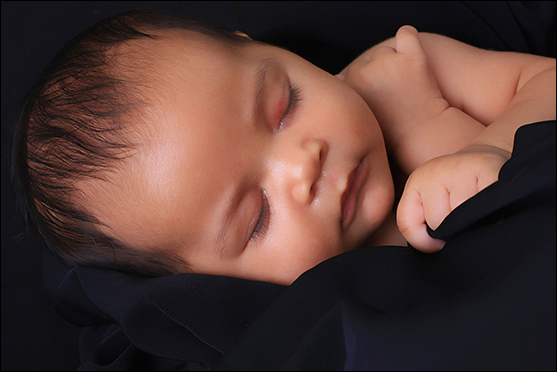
93, 31, 394, 285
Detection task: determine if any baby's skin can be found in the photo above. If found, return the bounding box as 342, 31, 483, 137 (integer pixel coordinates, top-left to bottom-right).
338, 26, 556, 252
78, 25, 555, 284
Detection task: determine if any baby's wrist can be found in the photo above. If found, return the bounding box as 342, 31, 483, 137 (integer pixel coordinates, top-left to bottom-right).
466, 131, 514, 156
392, 106, 485, 174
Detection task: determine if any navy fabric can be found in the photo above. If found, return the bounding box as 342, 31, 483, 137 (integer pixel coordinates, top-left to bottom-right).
45, 256, 284, 369
43, 121, 556, 370
35, 1, 556, 370
219, 122, 556, 371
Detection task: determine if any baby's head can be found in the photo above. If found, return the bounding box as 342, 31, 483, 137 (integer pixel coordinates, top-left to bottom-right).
12, 9, 394, 285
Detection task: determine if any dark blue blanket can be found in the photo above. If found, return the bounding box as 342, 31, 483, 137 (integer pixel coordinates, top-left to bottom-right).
44, 121, 555, 370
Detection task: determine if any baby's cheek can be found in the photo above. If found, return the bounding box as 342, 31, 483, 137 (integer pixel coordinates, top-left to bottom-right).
300, 232, 344, 265
269, 227, 338, 262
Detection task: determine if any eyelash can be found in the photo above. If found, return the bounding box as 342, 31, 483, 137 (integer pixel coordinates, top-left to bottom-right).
250, 81, 303, 243
249, 82, 302, 243
278, 83, 302, 131
250, 190, 271, 243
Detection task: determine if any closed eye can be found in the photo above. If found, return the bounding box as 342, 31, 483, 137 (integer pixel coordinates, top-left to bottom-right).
278, 83, 302, 131
249, 190, 271, 243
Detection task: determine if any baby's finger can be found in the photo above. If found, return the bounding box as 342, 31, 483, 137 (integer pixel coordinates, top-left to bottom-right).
448, 177, 479, 211
477, 167, 500, 192
397, 186, 446, 253
395, 25, 424, 56
421, 186, 452, 231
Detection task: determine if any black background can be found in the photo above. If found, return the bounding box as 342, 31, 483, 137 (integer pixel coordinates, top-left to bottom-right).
2, 1, 555, 370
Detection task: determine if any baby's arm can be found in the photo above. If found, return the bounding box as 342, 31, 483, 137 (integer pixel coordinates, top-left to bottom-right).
340, 26, 556, 252
338, 26, 485, 174
338, 26, 555, 174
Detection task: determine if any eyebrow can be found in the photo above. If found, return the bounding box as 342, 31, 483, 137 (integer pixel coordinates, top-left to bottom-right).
254, 57, 274, 110
215, 58, 275, 258
216, 201, 233, 259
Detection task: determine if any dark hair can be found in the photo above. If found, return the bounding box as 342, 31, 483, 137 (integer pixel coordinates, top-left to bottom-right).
9, 9, 253, 277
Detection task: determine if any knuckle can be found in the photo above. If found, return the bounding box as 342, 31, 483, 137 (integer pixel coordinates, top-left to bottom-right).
395, 208, 410, 232
350, 63, 373, 83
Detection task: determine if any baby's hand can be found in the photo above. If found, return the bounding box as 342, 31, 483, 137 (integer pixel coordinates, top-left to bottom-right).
396, 144, 511, 253
339, 25, 448, 152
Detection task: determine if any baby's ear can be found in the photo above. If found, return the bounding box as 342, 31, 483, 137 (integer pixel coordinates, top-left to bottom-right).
233, 31, 252, 40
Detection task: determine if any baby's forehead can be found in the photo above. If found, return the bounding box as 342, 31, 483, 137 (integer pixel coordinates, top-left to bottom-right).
126, 29, 248, 78
139, 27, 246, 55
115, 29, 243, 106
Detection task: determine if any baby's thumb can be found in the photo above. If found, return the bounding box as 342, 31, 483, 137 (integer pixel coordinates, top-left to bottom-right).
397, 186, 446, 253
395, 25, 424, 55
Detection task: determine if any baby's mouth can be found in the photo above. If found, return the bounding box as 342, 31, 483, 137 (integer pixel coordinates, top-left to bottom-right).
341, 158, 366, 229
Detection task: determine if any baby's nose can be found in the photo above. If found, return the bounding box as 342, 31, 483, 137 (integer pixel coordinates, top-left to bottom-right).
291, 140, 327, 205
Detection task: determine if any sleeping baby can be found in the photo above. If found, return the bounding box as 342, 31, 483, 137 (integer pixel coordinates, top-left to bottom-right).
13, 9, 555, 285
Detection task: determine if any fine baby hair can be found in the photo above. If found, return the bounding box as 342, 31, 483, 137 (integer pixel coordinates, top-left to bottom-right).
10, 9, 254, 277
